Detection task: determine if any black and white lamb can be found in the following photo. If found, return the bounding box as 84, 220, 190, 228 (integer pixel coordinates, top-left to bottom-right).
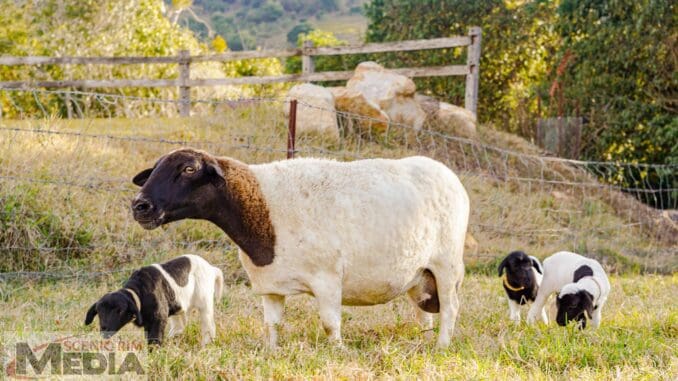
497, 250, 547, 323
85, 254, 223, 345
526, 251, 610, 329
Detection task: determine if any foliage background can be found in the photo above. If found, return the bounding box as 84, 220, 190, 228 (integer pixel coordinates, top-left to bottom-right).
362, 0, 676, 207
0, 0, 675, 206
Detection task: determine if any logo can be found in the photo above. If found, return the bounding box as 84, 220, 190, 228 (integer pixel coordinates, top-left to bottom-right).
1, 331, 146, 380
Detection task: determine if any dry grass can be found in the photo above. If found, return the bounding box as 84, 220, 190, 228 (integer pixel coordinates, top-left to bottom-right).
1, 270, 676, 379
1, 103, 674, 273
1, 102, 676, 379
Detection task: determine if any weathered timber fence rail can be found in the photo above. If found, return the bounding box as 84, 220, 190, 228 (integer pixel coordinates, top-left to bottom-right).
0, 28, 482, 117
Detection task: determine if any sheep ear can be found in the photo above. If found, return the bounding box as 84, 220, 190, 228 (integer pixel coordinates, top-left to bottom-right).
498, 256, 509, 276
85, 303, 98, 325
133, 307, 143, 326
205, 161, 225, 188
132, 168, 153, 187
531, 257, 543, 274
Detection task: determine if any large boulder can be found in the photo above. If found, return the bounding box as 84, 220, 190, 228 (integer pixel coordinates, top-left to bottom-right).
329, 86, 390, 134
284, 84, 339, 140
345, 62, 426, 130
416, 94, 477, 138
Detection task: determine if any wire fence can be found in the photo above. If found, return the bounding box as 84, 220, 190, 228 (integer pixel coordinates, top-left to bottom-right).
0, 88, 676, 282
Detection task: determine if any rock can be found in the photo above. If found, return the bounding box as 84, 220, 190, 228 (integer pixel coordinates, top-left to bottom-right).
284, 84, 339, 140
415, 94, 476, 138
346, 62, 426, 130
329, 86, 390, 134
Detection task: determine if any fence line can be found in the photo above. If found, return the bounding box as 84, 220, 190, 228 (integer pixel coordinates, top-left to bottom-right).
1, 89, 676, 283
2, 88, 674, 170
0, 31, 482, 117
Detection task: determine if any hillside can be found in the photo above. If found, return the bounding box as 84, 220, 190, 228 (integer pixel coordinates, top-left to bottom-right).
174, 0, 369, 50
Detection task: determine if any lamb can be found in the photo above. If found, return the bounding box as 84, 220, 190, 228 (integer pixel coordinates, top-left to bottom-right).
130, 148, 470, 348
526, 251, 610, 329
497, 250, 547, 323
85, 254, 224, 346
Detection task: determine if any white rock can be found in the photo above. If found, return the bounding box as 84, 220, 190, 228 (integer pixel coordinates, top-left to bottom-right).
284, 84, 339, 140
330, 86, 390, 134
346, 62, 426, 130
416, 94, 477, 138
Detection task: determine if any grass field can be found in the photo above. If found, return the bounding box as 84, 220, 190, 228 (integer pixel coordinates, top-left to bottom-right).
0, 99, 676, 379
2, 266, 676, 379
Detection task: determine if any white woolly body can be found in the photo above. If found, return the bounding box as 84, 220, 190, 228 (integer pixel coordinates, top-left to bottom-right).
151, 254, 223, 313
527, 251, 610, 326
239, 156, 469, 307
152, 254, 223, 345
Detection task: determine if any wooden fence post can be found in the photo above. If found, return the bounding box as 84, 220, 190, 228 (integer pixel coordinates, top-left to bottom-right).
65, 90, 73, 119
178, 49, 191, 117
464, 26, 482, 117
287, 99, 297, 159
302, 40, 315, 77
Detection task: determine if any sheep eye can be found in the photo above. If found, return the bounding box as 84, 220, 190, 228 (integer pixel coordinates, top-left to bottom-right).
183, 166, 196, 174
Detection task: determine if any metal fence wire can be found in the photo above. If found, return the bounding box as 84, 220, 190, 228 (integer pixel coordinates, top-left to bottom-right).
0, 88, 676, 280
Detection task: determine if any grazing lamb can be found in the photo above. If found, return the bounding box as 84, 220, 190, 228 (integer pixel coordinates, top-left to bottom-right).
526, 251, 610, 329
130, 148, 470, 348
85, 255, 224, 346
498, 250, 547, 323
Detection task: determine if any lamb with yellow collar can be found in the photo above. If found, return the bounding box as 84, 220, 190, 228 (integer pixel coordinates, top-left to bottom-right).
498, 250, 547, 323
85, 254, 223, 346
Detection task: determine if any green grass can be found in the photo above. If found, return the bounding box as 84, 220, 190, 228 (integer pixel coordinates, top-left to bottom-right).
1, 273, 675, 379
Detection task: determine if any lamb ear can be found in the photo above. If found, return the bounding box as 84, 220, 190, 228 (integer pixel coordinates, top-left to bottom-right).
128, 299, 143, 326
134, 308, 143, 326
85, 303, 98, 325
581, 292, 594, 310
530, 256, 543, 274
132, 168, 153, 187
497, 256, 509, 276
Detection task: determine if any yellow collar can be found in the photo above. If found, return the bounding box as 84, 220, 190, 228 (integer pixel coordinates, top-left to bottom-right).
502, 274, 525, 292
123, 288, 141, 311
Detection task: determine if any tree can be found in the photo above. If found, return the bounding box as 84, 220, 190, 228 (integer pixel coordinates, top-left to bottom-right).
0, 0, 285, 116
284, 29, 348, 74
287, 21, 313, 45
364, 0, 560, 134
547, 0, 677, 207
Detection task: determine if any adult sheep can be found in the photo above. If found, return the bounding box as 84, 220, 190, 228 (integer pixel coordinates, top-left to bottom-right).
131, 148, 470, 348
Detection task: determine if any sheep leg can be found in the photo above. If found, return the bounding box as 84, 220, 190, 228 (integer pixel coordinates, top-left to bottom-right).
540, 305, 549, 324
412, 300, 434, 331
508, 299, 521, 323
591, 307, 602, 328
406, 291, 434, 333
167, 314, 186, 338
526, 289, 551, 324
199, 304, 216, 346
432, 269, 461, 349
262, 294, 285, 349
145, 320, 166, 346
313, 282, 343, 345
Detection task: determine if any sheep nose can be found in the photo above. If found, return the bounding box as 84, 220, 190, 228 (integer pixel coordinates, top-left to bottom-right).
132, 198, 153, 213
